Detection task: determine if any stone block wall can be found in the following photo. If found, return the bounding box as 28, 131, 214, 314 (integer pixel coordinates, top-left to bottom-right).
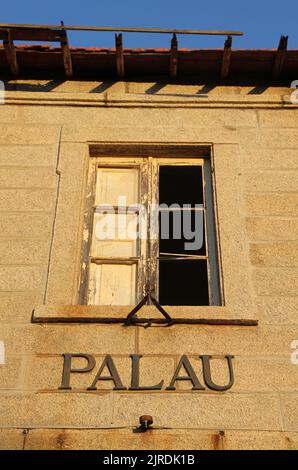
0, 81, 297, 449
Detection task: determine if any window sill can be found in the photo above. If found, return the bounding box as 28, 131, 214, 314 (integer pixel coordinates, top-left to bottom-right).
32, 305, 258, 326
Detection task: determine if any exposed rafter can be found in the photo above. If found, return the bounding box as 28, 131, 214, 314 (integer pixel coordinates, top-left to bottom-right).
221, 35, 232, 79
1, 24, 295, 83
2, 30, 19, 76
0, 24, 73, 78
169, 33, 178, 79
272, 35, 288, 80
115, 33, 124, 78
60, 22, 73, 78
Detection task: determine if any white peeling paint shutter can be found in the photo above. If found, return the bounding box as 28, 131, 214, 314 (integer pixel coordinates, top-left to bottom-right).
88, 167, 139, 306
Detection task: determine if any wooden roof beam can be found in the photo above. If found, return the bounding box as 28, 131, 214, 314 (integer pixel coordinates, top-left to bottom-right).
3, 30, 19, 76
272, 35, 288, 80
0, 24, 244, 36
115, 33, 124, 78
221, 35, 232, 79
169, 33, 178, 79
2, 27, 63, 42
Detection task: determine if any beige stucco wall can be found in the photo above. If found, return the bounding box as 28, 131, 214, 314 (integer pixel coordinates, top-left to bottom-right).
0, 80, 297, 449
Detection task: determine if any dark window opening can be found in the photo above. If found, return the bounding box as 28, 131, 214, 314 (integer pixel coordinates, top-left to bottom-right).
158, 164, 209, 306
159, 260, 209, 306
159, 165, 203, 206
159, 211, 206, 256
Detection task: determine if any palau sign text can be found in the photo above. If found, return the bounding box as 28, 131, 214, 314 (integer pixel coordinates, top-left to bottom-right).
59, 354, 235, 392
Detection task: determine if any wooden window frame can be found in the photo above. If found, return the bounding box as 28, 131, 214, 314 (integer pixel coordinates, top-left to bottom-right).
150, 157, 220, 306
78, 144, 224, 306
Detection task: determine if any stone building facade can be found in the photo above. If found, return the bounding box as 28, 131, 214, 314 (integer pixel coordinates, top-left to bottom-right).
0, 38, 298, 449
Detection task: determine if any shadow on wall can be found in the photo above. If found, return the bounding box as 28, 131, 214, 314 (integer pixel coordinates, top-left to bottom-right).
4, 80, 62, 92
4, 80, 118, 94
3, 79, 271, 96
145, 82, 270, 96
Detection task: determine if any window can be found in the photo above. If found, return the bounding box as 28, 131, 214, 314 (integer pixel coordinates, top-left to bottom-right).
80, 155, 221, 307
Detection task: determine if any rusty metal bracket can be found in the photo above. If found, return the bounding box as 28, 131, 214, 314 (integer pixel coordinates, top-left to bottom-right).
150, 294, 173, 325
125, 284, 173, 326
133, 415, 154, 433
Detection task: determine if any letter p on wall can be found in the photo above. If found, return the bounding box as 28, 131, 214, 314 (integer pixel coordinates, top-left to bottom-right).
0, 341, 4, 364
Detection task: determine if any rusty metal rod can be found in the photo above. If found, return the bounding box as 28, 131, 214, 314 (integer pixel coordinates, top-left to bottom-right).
0, 24, 244, 36
31, 316, 258, 326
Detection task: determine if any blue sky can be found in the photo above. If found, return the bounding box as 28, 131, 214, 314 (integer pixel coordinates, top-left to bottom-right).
1, 0, 297, 49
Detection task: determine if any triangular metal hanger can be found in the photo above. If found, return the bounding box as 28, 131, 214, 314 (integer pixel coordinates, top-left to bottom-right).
125, 283, 173, 326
